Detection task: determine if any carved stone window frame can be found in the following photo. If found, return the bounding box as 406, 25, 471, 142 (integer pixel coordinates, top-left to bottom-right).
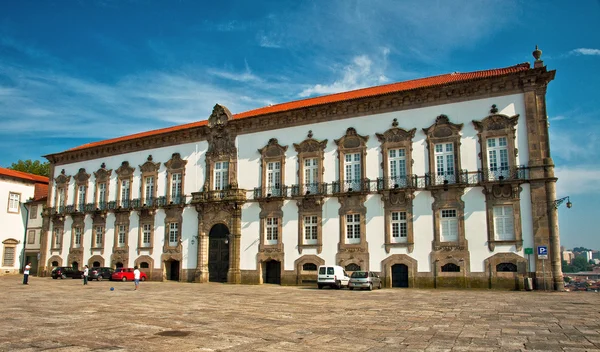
483, 184, 523, 251
258, 138, 288, 196
334, 127, 369, 187
376, 118, 416, 183
115, 161, 135, 207
165, 153, 188, 204
139, 155, 161, 204
423, 115, 464, 185
472, 105, 519, 173
91, 213, 107, 254
163, 207, 183, 252
73, 168, 91, 209
137, 209, 155, 255
293, 130, 328, 190
336, 195, 369, 270
113, 211, 130, 252
382, 190, 415, 253
2, 238, 19, 267
204, 104, 238, 191
54, 170, 71, 208
431, 188, 467, 250
93, 164, 112, 209
296, 197, 324, 254
51, 219, 64, 251
70, 214, 85, 251
258, 200, 284, 253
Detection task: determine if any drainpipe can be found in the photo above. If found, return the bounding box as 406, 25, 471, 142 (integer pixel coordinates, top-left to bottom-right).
20, 201, 30, 274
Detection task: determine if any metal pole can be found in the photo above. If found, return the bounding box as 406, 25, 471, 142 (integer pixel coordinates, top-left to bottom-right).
543, 259, 546, 291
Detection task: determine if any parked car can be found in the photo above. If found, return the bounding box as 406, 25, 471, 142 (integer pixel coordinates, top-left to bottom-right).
51, 266, 84, 279
111, 268, 147, 282
89, 267, 114, 281
317, 265, 350, 289
349, 271, 382, 291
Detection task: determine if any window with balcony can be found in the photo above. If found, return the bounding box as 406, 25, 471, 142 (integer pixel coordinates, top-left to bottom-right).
258, 138, 287, 198
57, 187, 66, 209
139, 155, 161, 205
435, 143, 455, 184
487, 137, 509, 180
116, 161, 135, 208
97, 183, 107, 209
345, 213, 361, 244
266, 162, 281, 196
293, 131, 327, 196
335, 128, 369, 193
93, 165, 112, 210
73, 168, 91, 212
389, 149, 407, 187
172, 173, 182, 199
121, 180, 131, 206
77, 185, 87, 211
165, 153, 187, 204
213, 161, 229, 190
376, 118, 416, 190
53, 227, 62, 248
423, 115, 463, 187
8, 192, 20, 213
145, 177, 154, 203
344, 153, 361, 189
54, 170, 71, 210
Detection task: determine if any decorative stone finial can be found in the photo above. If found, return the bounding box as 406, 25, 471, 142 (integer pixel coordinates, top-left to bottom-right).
307, 130, 313, 138
100, 162, 106, 169
392, 118, 398, 127
61, 169, 66, 175
147, 155, 153, 161
490, 104, 498, 114
532, 45, 542, 61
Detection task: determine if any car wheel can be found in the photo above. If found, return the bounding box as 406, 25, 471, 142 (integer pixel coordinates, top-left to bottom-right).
317, 284, 323, 289
378, 282, 382, 290
368, 283, 373, 291
141, 277, 146, 282
122, 277, 127, 282
52, 277, 57, 280
335, 280, 342, 289
97, 276, 103, 282
61, 274, 66, 279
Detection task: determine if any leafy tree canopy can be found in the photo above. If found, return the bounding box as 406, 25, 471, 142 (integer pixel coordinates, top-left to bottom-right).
8, 159, 50, 177
573, 247, 592, 252
572, 256, 592, 272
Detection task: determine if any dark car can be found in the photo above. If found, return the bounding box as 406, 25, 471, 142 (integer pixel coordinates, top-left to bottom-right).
51, 266, 83, 279
89, 267, 114, 281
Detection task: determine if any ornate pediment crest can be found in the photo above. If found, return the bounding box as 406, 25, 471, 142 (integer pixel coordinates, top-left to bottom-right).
334, 128, 369, 149
139, 155, 161, 173
296, 197, 323, 212
165, 153, 188, 171
294, 130, 328, 153
55, 169, 71, 186
376, 118, 417, 143
115, 161, 135, 178
93, 164, 112, 183
73, 168, 91, 184
483, 184, 522, 200
258, 138, 288, 158
208, 104, 233, 128
472, 107, 519, 133
206, 128, 237, 158
423, 114, 463, 139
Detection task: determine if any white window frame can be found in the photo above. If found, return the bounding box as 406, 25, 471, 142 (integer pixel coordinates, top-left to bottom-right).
346, 213, 361, 244
74, 227, 82, 248
145, 176, 154, 201
440, 209, 458, 242
27, 230, 36, 244
344, 153, 361, 184
121, 179, 130, 205
171, 173, 182, 199
53, 228, 61, 247
434, 143, 455, 183
214, 161, 229, 191
389, 148, 407, 184
94, 226, 103, 247
303, 216, 318, 245
8, 193, 20, 213
391, 211, 407, 243
2, 246, 15, 267
168, 222, 179, 246
118, 225, 126, 247
97, 183, 106, 206
487, 137, 509, 180
266, 161, 281, 196
142, 224, 152, 247
265, 217, 279, 245
30, 205, 38, 219
57, 188, 65, 208
493, 205, 515, 241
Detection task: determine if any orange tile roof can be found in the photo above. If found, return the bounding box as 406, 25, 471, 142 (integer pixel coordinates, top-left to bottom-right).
33, 183, 49, 201
66, 63, 531, 153
0, 167, 49, 183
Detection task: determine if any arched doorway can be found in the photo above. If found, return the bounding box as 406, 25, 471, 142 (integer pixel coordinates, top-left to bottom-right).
209, 223, 229, 282
392, 264, 409, 288
72, 261, 79, 270
115, 262, 124, 269
93, 261, 100, 267
264, 260, 281, 284
165, 260, 180, 281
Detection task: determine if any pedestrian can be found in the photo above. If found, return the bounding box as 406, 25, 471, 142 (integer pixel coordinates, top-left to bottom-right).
134, 266, 140, 291
23, 262, 31, 285
83, 265, 89, 285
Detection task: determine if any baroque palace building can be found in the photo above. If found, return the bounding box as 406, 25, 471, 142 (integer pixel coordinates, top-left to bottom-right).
39, 49, 564, 290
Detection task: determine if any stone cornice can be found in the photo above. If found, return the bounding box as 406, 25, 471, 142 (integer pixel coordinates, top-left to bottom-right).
46, 66, 555, 166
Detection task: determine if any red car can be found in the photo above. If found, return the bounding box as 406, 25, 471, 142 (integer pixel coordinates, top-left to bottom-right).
111, 268, 148, 282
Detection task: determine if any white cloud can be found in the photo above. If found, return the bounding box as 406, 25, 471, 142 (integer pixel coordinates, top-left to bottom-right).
569, 48, 600, 56
549, 115, 566, 121
556, 166, 600, 196
257, 33, 282, 48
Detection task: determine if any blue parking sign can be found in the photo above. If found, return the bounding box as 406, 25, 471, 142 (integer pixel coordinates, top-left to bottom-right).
537, 246, 548, 259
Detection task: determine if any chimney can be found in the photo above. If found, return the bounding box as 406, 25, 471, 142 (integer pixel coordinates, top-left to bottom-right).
532, 45, 544, 68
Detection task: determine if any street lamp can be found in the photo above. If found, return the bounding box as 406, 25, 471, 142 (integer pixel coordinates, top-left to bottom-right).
553, 196, 572, 209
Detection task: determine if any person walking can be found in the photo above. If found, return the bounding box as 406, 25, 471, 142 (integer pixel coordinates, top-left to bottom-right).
23, 262, 31, 285
134, 266, 140, 291
83, 265, 89, 285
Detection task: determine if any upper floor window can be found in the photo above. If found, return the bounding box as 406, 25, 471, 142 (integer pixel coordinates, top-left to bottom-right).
346, 214, 361, 244
94, 226, 103, 247
53, 228, 61, 247
121, 180, 130, 204
435, 143, 455, 182
214, 161, 229, 190
493, 205, 515, 241
57, 187, 65, 207
440, 209, 458, 242
145, 177, 154, 201
8, 193, 20, 213
304, 158, 318, 185
97, 183, 107, 207
344, 153, 361, 183
389, 149, 407, 183
74, 227, 82, 248
303, 216, 318, 245
168, 222, 179, 246
142, 224, 152, 247
116, 161, 135, 207
27, 230, 36, 244
265, 217, 279, 245
165, 153, 187, 203
423, 115, 463, 187
139, 155, 161, 203
78, 185, 87, 206
118, 225, 127, 247
266, 161, 281, 195
391, 211, 407, 243
294, 131, 327, 196
487, 137, 509, 179
30, 205, 38, 219
171, 173, 182, 198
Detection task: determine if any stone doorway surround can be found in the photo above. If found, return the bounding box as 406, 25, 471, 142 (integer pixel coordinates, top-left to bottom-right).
381, 254, 417, 288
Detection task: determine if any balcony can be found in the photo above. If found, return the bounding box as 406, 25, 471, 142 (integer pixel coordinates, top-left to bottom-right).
254, 186, 288, 200
191, 187, 246, 203
478, 166, 529, 183
377, 175, 415, 191
291, 183, 327, 197
425, 170, 478, 187
331, 179, 374, 194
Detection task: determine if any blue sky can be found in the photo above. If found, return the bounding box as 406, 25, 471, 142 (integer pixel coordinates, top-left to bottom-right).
1, 0, 598, 249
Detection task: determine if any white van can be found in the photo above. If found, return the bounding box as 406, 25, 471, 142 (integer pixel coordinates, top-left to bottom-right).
317, 265, 350, 289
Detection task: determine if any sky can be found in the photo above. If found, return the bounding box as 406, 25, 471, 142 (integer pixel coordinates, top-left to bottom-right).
0, 0, 599, 250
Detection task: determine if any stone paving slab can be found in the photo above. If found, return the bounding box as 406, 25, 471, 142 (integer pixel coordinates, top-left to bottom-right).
1, 276, 600, 351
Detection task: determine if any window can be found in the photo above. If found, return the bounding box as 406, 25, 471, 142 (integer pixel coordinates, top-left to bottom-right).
487, 137, 509, 179
118, 225, 126, 247
53, 228, 61, 247
97, 183, 106, 207
391, 211, 407, 243
304, 158, 318, 185
266, 161, 281, 196
121, 179, 130, 206
30, 205, 38, 219
8, 193, 20, 213
94, 226, 103, 247
345, 263, 360, 271
145, 177, 154, 202
140, 262, 149, 269
435, 143, 455, 183
3, 246, 15, 266
344, 153, 361, 185
142, 224, 152, 247
496, 262, 517, 272
168, 223, 179, 246
346, 214, 361, 244
171, 173, 182, 199
441, 263, 460, 272
74, 227, 82, 248
78, 185, 87, 210
265, 217, 278, 245
493, 206, 515, 240
302, 263, 317, 271
303, 216, 318, 245
440, 209, 458, 242
57, 188, 65, 207
27, 230, 36, 244
389, 149, 407, 185
214, 161, 229, 190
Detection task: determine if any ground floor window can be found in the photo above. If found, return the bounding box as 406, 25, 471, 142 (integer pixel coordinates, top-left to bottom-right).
265, 217, 279, 245
496, 262, 517, 272
303, 216, 318, 245
440, 209, 458, 242
346, 213, 361, 244
441, 263, 460, 272
3, 246, 15, 266
391, 211, 407, 242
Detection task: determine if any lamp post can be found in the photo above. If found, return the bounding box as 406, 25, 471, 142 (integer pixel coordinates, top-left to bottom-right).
549, 195, 572, 291
553, 196, 572, 209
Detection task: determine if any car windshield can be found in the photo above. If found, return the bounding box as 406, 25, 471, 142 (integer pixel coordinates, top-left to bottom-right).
351, 271, 368, 278
115, 268, 124, 273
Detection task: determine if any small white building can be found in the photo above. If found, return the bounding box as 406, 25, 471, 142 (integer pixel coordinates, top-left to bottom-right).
40, 51, 565, 290
0, 167, 49, 275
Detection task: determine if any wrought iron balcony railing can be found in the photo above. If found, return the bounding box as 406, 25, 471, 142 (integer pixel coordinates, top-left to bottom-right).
291, 182, 327, 197
377, 175, 414, 191
425, 169, 478, 187
254, 186, 288, 199
191, 187, 246, 202
478, 166, 529, 182
168, 195, 186, 205
331, 179, 374, 194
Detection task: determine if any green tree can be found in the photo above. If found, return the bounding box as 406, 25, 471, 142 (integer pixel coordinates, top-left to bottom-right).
8, 159, 50, 177
572, 256, 592, 272
573, 247, 591, 253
